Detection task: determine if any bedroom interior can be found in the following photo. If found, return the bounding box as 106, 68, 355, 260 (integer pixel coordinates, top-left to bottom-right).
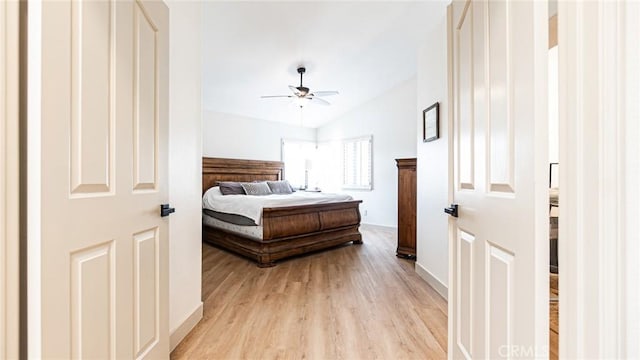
6, 0, 638, 358
179, 0, 451, 356
169, 1, 640, 358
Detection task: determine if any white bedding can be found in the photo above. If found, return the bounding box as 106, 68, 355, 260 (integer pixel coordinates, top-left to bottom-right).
202, 186, 354, 225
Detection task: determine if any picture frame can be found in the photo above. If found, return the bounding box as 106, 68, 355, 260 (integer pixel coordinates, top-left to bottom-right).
423, 102, 440, 142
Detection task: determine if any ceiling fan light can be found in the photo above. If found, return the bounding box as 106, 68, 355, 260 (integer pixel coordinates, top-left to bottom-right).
295, 97, 306, 108
296, 86, 309, 96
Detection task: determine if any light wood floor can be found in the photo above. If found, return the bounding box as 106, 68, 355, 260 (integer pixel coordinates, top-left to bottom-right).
171, 225, 448, 359
550, 273, 559, 360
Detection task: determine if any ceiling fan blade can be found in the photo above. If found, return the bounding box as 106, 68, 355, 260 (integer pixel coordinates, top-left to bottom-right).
310, 91, 339, 97
310, 96, 330, 106
261, 95, 293, 98
288, 85, 301, 95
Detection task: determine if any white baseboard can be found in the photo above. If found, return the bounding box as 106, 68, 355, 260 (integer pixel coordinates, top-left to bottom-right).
360, 223, 396, 231
415, 262, 448, 301
170, 302, 203, 352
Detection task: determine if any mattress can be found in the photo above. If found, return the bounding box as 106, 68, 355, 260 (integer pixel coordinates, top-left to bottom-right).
203, 208, 257, 226
202, 186, 354, 225
202, 213, 263, 240
549, 187, 559, 207
549, 187, 559, 217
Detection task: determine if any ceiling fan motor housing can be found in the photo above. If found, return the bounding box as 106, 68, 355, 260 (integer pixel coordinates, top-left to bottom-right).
297, 67, 308, 95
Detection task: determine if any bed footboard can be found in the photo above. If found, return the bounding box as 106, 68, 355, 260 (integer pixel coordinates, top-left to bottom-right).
203, 200, 363, 267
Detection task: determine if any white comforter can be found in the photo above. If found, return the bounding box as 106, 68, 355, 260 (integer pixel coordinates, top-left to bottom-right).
202, 187, 354, 225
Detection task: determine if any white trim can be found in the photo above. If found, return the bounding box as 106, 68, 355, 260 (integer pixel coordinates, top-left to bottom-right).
169, 301, 203, 352
559, 1, 640, 357
359, 223, 395, 232
415, 262, 448, 301
532, 0, 551, 355
446, 4, 454, 359
27, 0, 42, 357
622, 3, 640, 356
1, 1, 21, 358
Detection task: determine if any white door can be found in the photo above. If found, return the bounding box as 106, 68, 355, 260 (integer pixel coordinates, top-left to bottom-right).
1, 1, 20, 358
448, 0, 548, 358
40, 0, 169, 358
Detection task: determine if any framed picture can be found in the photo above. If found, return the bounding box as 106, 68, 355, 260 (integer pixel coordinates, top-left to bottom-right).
423, 102, 440, 142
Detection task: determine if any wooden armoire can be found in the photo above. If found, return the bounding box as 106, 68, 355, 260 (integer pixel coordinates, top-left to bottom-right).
395, 158, 417, 259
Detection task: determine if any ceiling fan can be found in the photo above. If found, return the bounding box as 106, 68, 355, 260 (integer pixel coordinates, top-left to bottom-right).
261, 67, 339, 108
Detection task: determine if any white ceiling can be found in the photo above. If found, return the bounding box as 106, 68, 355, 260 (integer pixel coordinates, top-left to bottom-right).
202, 1, 442, 128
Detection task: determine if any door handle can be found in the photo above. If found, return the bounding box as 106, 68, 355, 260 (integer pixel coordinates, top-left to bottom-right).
160, 204, 175, 217
444, 204, 458, 218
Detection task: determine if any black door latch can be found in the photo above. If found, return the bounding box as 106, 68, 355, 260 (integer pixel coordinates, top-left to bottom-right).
444, 204, 458, 218
160, 204, 175, 217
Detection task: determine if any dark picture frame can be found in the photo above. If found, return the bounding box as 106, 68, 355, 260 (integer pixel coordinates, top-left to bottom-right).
423, 102, 440, 142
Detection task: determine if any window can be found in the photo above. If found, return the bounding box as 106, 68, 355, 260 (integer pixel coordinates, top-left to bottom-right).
282, 136, 373, 192
316, 140, 342, 191
341, 136, 372, 190
281, 139, 316, 189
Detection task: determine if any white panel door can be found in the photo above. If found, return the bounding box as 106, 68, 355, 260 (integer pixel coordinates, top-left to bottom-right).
40, 1, 169, 358
449, 1, 548, 358
1, 1, 20, 358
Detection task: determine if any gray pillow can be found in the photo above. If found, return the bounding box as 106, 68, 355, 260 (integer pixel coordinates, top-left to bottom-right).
240, 182, 272, 196
267, 180, 294, 194
218, 181, 245, 195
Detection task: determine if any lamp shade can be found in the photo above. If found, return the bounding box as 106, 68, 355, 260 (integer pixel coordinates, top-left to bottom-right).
305, 159, 314, 170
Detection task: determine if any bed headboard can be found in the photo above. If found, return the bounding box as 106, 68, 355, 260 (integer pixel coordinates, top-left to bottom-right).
202, 157, 284, 194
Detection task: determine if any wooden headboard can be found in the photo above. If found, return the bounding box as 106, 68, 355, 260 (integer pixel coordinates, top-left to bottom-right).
202, 157, 284, 194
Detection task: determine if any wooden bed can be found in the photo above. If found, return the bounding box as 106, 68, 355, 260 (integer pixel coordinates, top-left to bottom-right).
202, 157, 363, 267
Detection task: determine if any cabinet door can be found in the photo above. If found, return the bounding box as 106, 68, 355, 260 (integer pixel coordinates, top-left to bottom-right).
397, 159, 416, 257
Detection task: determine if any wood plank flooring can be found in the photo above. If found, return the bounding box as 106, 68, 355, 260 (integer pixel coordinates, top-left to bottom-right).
550, 273, 559, 360
171, 225, 448, 359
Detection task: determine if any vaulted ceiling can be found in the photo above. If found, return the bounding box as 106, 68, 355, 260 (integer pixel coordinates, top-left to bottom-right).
202, 1, 443, 128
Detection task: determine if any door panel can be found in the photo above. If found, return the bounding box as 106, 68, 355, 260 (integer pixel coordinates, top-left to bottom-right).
70, 242, 116, 359
486, 0, 514, 193
486, 244, 514, 359
456, 2, 475, 190
456, 229, 475, 359
133, 1, 159, 191
70, 0, 115, 196
41, 1, 169, 358
134, 228, 160, 359
450, 0, 547, 358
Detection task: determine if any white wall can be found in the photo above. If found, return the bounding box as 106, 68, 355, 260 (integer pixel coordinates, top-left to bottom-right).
415, 3, 449, 298
203, 111, 316, 161
317, 78, 417, 227
167, 0, 203, 350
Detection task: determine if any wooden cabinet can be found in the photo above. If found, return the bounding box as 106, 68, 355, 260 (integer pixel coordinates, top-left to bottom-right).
396, 158, 417, 259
